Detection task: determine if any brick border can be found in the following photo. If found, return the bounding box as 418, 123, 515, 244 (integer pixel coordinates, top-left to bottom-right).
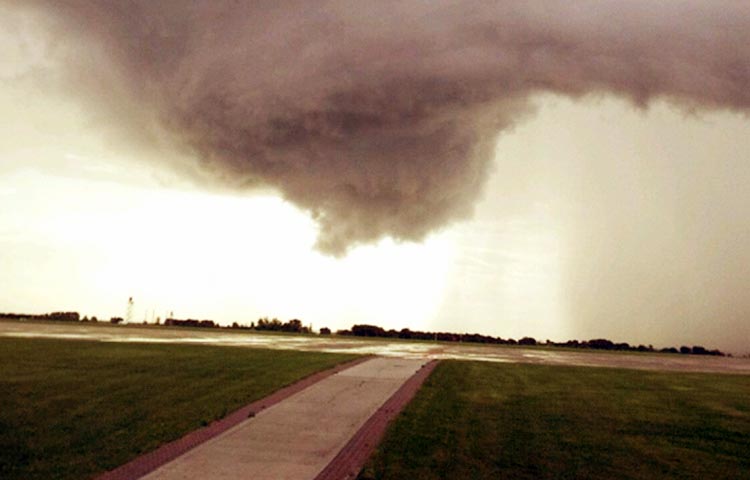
96, 355, 372, 480
314, 359, 440, 480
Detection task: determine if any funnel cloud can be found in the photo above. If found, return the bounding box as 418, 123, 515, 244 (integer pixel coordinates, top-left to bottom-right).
9, 1, 750, 254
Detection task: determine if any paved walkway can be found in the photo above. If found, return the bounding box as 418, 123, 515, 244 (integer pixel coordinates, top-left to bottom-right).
140, 357, 428, 480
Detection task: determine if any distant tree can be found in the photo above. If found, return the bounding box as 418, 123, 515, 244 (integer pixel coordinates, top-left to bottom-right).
399, 328, 413, 339
588, 339, 615, 350
518, 337, 537, 346
284, 319, 303, 333
48, 312, 80, 322
255, 317, 294, 331
679, 346, 692, 354
110, 317, 124, 324
319, 327, 331, 335
351, 324, 387, 337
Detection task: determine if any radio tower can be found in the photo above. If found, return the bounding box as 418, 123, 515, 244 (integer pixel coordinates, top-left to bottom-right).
126, 297, 134, 324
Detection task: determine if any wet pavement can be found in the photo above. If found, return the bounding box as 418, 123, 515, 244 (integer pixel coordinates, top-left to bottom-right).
2, 320, 749, 375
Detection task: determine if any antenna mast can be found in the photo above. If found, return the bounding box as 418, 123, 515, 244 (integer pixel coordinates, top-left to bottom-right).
126, 297, 134, 324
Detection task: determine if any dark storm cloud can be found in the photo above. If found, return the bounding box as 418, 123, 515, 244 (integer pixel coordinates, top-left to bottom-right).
9, 0, 750, 254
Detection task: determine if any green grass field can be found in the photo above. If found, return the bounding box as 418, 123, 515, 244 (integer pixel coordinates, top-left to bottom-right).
0, 337, 358, 480
362, 361, 750, 480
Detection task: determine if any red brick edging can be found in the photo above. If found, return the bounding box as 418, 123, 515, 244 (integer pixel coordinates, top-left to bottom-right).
314, 359, 440, 480
96, 356, 372, 480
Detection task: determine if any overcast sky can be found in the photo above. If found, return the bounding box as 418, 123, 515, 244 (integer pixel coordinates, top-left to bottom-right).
2, 1, 749, 353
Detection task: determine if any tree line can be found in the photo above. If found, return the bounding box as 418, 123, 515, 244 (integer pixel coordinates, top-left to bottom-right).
0, 312, 727, 356
0, 312, 312, 333
166, 316, 312, 333
335, 324, 727, 356
0, 311, 81, 322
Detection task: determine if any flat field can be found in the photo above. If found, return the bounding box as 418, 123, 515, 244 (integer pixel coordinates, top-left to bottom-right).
0, 337, 358, 480
362, 361, 750, 479
4, 320, 750, 374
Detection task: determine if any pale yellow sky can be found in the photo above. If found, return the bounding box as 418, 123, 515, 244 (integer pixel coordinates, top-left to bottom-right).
0, 73, 453, 329
2, 73, 750, 352
2, 1, 750, 353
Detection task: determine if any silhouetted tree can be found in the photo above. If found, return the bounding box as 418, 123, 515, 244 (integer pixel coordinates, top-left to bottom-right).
588, 339, 615, 350
47, 312, 79, 322
399, 328, 413, 339
351, 324, 387, 337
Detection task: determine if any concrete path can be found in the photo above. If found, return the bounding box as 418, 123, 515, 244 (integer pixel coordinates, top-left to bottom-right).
140, 357, 427, 480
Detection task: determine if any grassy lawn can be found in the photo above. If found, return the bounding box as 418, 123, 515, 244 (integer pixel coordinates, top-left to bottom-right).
0, 337, 358, 480
362, 361, 750, 480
